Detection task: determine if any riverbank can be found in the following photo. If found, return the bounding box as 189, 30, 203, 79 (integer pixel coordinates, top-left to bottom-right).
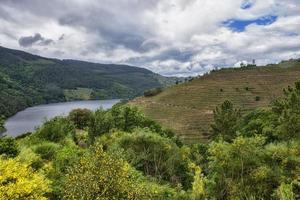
3, 99, 120, 137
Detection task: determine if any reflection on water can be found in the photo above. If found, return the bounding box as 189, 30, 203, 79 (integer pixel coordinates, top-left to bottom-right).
3, 99, 120, 137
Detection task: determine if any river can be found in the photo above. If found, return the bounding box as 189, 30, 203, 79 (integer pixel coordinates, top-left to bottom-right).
3, 99, 120, 137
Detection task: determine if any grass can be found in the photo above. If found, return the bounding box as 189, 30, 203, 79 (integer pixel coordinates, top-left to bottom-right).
64, 88, 93, 101
131, 59, 300, 143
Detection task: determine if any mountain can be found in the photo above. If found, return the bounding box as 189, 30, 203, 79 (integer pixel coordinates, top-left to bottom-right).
0, 46, 175, 117
131, 59, 300, 143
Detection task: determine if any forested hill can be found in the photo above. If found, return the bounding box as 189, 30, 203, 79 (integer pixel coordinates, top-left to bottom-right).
0, 46, 174, 117
132, 59, 300, 143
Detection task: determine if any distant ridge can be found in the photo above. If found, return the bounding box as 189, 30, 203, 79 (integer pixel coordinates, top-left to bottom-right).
0, 46, 175, 117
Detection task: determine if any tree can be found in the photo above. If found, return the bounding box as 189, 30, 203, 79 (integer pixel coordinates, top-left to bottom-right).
68, 108, 92, 129
88, 105, 146, 143
0, 115, 5, 133
36, 117, 75, 143
272, 81, 300, 141
207, 136, 277, 199
0, 136, 19, 157
211, 100, 241, 142
88, 108, 112, 144
0, 157, 51, 199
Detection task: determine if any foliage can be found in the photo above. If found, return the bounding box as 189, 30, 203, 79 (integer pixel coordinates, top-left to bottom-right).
0, 115, 5, 133
36, 117, 75, 143
211, 100, 241, 142
144, 87, 163, 97
0, 157, 51, 199
276, 183, 295, 200
189, 163, 206, 199
48, 144, 82, 198
2, 79, 300, 199
99, 129, 193, 189
0, 46, 172, 117
207, 136, 275, 199
88, 105, 177, 144
62, 145, 150, 199
0, 136, 19, 157
33, 142, 60, 160
240, 108, 276, 140
68, 108, 92, 129
272, 81, 300, 140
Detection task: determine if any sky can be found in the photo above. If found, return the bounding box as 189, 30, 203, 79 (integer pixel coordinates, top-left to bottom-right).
0, 0, 299, 77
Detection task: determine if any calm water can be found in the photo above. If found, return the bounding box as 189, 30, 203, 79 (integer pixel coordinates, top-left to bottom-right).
3, 99, 120, 137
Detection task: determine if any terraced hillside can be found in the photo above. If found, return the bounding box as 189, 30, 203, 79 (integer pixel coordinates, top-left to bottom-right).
131, 59, 300, 143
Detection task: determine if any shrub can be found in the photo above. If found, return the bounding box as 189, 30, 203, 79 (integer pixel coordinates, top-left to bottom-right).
144, 87, 162, 97
276, 183, 295, 200
207, 136, 275, 199
62, 145, 149, 199
48, 145, 82, 198
68, 108, 92, 129
0, 136, 19, 157
255, 96, 260, 101
33, 142, 60, 160
88, 105, 146, 143
0, 157, 51, 199
15, 132, 32, 140
37, 117, 75, 142
100, 129, 193, 189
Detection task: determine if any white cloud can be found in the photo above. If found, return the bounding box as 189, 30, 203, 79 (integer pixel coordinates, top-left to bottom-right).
0, 0, 299, 76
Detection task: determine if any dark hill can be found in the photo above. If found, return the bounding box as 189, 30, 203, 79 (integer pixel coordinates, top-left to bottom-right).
0, 46, 173, 117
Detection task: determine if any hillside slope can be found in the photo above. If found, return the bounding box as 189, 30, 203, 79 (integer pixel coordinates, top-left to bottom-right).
0, 46, 173, 117
131, 59, 300, 143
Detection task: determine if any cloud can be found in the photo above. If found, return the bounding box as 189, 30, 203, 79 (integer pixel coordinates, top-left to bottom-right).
18, 33, 54, 47
0, 0, 299, 76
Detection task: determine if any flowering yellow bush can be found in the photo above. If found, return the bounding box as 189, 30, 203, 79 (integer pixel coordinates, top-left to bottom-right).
62, 145, 147, 200
189, 163, 205, 199
0, 157, 51, 200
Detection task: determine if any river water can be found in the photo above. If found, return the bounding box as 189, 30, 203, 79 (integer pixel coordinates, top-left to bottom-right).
3, 99, 120, 137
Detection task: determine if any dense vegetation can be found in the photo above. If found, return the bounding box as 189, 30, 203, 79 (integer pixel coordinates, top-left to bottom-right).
0, 46, 176, 118
132, 59, 300, 143
1, 82, 299, 199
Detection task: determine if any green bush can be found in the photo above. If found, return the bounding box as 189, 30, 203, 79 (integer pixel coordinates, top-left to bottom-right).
0, 136, 19, 157
36, 117, 75, 142
33, 142, 60, 160
48, 145, 82, 198
99, 129, 193, 189
88, 105, 145, 143
68, 108, 92, 129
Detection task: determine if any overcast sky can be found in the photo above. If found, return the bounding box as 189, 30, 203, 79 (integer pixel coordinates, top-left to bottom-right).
0, 0, 299, 76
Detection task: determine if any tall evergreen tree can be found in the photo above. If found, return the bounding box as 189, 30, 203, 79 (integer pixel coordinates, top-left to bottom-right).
211, 100, 241, 142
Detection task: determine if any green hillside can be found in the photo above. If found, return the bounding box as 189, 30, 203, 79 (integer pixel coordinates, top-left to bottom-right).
132, 59, 300, 143
0, 46, 174, 117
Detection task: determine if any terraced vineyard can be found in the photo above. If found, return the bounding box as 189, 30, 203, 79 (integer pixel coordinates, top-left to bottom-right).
131, 59, 300, 143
